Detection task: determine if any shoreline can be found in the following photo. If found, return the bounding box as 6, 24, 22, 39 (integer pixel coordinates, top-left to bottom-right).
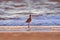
0, 26, 60, 32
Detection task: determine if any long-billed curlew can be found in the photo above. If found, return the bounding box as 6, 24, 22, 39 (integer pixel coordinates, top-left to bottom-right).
26, 14, 32, 31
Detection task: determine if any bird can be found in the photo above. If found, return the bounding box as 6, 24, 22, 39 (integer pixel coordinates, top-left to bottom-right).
26, 14, 32, 31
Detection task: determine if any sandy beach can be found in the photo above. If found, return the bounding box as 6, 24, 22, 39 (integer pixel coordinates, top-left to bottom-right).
0, 32, 60, 40
0, 26, 59, 40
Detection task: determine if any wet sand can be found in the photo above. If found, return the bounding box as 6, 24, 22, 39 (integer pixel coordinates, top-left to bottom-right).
0, 32, 60, 40
0, 26, 60, 32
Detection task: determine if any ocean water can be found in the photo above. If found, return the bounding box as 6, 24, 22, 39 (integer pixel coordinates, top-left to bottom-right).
0, 15, 60, 26
0, 1, 60, 26
0, 0, 60, 32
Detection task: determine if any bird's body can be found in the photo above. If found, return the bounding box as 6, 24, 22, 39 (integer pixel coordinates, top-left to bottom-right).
26, 14, 32, 23
26, 14, 32, 31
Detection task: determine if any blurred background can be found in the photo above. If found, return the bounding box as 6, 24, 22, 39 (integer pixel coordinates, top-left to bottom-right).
0, 0, 60, 26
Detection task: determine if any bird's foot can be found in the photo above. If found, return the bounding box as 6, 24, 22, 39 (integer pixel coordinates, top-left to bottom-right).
27, 28, 30, 31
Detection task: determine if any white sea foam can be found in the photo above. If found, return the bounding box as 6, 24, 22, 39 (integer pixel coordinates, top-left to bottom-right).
0, 0, 60, 18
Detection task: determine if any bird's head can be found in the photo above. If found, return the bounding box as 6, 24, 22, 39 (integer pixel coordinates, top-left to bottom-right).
29, 14, 31, 17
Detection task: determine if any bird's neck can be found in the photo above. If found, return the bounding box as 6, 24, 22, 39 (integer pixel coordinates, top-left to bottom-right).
29, 16, 31, 18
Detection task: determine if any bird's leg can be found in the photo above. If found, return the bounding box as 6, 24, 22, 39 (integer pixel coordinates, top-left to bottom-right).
28, 23, 30, 28
27, 23, 30, 31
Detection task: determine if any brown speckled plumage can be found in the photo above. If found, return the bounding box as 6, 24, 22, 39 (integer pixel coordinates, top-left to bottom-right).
26, 14, 32, 23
